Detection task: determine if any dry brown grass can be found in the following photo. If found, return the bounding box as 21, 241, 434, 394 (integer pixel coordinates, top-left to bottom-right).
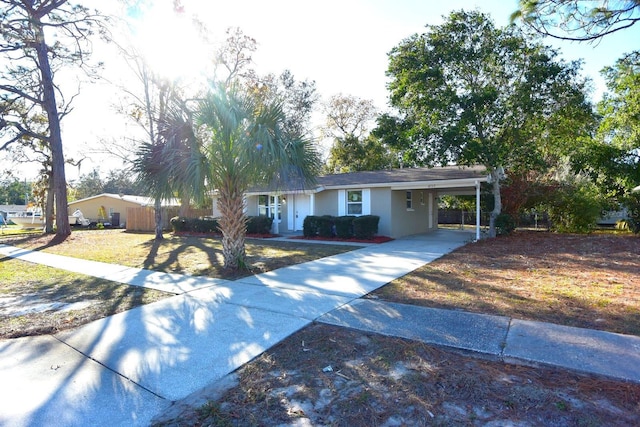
374, 231, 640, 336
3, 229, 358, 279
0, 229, 357, 339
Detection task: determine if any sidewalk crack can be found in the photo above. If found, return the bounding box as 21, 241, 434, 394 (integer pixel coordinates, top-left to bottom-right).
52, 335, 168, 401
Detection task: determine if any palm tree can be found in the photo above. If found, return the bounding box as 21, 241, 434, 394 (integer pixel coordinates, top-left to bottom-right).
196, 86, 320, 270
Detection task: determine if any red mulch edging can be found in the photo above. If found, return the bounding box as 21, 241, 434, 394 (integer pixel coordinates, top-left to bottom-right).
289, 235, 394, 244
173, 232, 277, 239
173, 231, 393, 243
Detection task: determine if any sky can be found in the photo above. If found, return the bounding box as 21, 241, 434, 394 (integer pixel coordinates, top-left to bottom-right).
5, 0, 640, 182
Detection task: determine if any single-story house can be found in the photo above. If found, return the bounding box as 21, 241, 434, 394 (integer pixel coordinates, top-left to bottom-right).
213, 165, 489, 239
0, 204, 27, 220
68, 193, 180, 226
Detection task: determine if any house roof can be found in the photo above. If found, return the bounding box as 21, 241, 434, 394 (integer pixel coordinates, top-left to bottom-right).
68, 193, 181, 207
317, 165, 487, 188
246, 165, 488, 195
0, 205, 28, 213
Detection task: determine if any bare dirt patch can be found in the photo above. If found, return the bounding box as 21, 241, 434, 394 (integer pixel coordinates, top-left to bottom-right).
0, 258, 169, 339
154, 231, 640, 426
156, 324, 640, 426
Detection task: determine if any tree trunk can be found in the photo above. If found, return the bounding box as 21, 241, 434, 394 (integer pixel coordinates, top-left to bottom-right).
488, 168, 503, 238
45, 174, 55, 233
154, 198, 164, 240
34, 20, 70, 237
179, 193, 190, 217
217, 180, 247, 270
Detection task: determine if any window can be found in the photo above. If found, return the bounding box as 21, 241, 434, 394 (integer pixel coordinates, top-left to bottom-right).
258, 195, 269, 217
406, 191, 413, 210
258, 195, 281, 221
347, 190, 362, 215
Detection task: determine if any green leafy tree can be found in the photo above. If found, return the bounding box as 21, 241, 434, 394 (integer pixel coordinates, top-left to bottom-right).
103, 169, 142, 195
325, 134, 396, 173
0, 178, 30, 205
0, 0, 106, 238
322, 93, 397, 173
194, 86, 320, 269
595, 51, 640, 189
377, 10, 593, 237
572, 51, 640, 230
512, 0, 640, 42
74, 169, 104, 200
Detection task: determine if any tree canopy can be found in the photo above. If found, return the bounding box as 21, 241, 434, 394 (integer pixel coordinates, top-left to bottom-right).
572, 51, 640, 198
512, 0, 640, 42
377, 10, 593, 236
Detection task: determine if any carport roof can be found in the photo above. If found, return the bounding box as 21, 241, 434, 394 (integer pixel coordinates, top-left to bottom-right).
317, 165, 488, 189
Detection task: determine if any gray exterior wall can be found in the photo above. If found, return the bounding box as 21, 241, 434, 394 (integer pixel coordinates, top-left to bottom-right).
389, 189, 438, 238
369, 187, 392, 237
314, 191, 338, 216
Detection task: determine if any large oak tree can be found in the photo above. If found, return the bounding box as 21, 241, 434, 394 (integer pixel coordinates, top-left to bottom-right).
377, 10, 593, 237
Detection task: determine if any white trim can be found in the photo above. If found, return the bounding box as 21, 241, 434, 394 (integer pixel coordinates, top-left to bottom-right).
309, 193, 315, 216
338, 189, 346, 216
287, 194, 294, 230
476, 180, 481, 241
362, 189, 371, 215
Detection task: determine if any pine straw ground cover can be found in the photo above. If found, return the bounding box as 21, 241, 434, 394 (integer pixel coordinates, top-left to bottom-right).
374, 231, 640, 337
154, 231, 640, 426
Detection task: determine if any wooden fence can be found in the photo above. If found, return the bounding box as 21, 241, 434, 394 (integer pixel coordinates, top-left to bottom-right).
126, 207, 212, 232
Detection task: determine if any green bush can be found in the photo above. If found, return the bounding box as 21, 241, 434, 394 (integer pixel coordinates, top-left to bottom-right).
303, 215, 320, 237
353, 215, 379, 239
495, 213, 515, 236
538, 182, 603, 233
170, 216, 218, 233
623, 192, 640, 234
334, 216, 355, 239
170, 216, 187, 232
317, 215, 335, 238
246, 215, 273, 234
191, 217, 219, 233
304, 214, 380, 239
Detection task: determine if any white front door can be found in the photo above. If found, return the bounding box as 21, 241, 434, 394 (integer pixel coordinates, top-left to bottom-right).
294, 194, 310, 231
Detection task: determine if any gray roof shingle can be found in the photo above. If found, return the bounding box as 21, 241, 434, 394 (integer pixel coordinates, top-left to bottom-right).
318, 165, 487, 187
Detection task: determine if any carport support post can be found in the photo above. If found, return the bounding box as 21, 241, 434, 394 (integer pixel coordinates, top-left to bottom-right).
475, 180, 481, 241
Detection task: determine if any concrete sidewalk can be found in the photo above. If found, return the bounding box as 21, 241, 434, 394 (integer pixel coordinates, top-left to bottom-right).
318, 299, 640, 384
1, 229, 639, 427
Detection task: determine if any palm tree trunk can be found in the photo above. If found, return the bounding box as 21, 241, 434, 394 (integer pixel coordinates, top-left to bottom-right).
217, 180, 247, 270
154, 198, 164, 240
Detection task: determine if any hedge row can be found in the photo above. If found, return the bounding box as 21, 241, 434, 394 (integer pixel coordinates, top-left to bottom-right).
170, 216, 219, 233
170, 215, 274, 235
303, 215, 379, 240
